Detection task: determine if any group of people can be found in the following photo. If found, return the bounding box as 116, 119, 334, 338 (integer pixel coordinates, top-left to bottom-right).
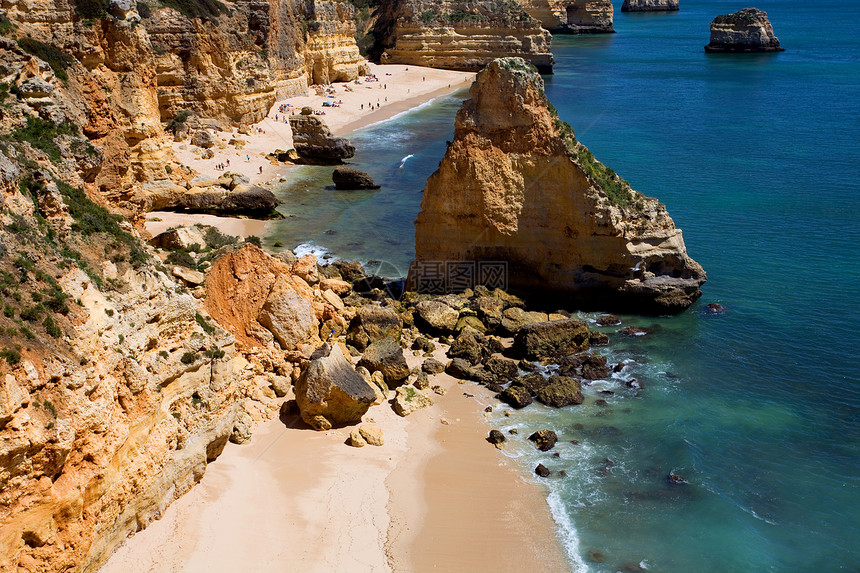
214, 159, 230, 170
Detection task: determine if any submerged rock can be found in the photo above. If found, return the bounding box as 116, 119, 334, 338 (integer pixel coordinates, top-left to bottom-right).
528, 429, 558, 451
333, 167, 380, 190
535, 463, 551, 477
705, 8, 784, 53
410, 58, 706, 313
295, 344, 377, 430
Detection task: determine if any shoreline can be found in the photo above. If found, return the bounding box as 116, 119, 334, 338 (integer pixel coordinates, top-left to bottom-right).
147, 63, 474, 242
98, 344, 569, 572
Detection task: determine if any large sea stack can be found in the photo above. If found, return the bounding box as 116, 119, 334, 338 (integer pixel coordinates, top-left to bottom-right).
705, 8, 784, 53
410, 58, 706, 313
373, 0, 554, 73
521, 0, 615, 34
621, 0, 678, 12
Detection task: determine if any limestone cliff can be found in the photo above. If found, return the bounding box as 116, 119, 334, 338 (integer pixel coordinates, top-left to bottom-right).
621, 0, 678, 13
520, 0, 614, 34
411, 58, 706, 313
1, 0, 367, 216
373, 0, 554, 73
705, 8, 783, 53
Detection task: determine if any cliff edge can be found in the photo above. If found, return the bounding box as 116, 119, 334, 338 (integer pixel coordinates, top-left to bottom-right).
373, 0, 554, 73
520, 0, 615, 34
411, 58, 706, 313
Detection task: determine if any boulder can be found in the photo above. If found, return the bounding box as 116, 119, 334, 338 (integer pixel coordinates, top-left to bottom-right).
535, 463, 550, 477
411, 336, 436, 353
589, 331, 610, 346
499, 384, 533, 409
172, 266, 205, 286
191, 130, 214, 148
393, 385, 433, 416
454, 315, 486, 334
415, 300, 459, 334
528, 429, 558, 451
321, 278, 352, 295
333, 167, 381, 190
473, 296, 504, 331
18, 78, 54, 99
484, 357, 519, 384
295, 344, 378, 430
557, 353, 610, 380
149, 226, 206, 250
621, 0, 678, 12
347, 305, 403, 351
258, 275, 319, 350
447, 331, 483, 365
349, 428, 367, 447
292, 254, 319, 284
421, 358, 445, 374
516, 373, 551, 394
534, 375, 583, 408
357, 337, 410, 385
705, 8, 784, 53
511, 319, 590, 360
487, 429, 506, 447
230, 410, 253, 444
445, 357, 475, 380
359, 425, 384, 446
413, 371, 430, 389
596, 314, 621, 326
500, 307, 548, 335
289, 115, 355, 164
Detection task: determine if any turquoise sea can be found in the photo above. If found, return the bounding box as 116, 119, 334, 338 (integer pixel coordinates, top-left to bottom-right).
267, 0, 860, 570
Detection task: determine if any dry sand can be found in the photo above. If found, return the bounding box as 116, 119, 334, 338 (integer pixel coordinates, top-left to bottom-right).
125, 63, 570, 572
99, 346, 569, 572
148, 63, 474, 243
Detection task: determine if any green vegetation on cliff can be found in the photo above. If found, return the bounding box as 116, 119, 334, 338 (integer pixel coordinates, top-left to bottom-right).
17, 39, 75, 81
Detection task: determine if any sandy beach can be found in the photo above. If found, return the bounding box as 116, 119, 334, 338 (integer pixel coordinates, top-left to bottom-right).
129, 63, 570, 573
147, 63, 474, 242
99, 346, 569, 572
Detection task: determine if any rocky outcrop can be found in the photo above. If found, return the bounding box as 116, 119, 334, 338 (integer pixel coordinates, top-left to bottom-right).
294, 343, 377, 430
357, 337, 410, 385
141, 180, 279, 215
373, 0, 554, 73
346, 305, 403, 351
521, 0, 614, 34
289, 114, 356, 164
511, 319, 590, 360
333, 167, 381, 190
705, 8, 784, 53
621, 0, 678, 12
204, 244, 320, 350
410, 58, 706, 313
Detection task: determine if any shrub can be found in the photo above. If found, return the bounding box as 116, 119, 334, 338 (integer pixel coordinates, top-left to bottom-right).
165, 250, 196, 268
0, 347, 21, 365
202, 226, 237, 250
195, 312, 215, 334
12, 116, 80, 163
0, 13, 16, 36
73, 0, 109, 20
44, 315, 61, 338
19, 305, 43, 322
17, 38, 76, 81
245, 235, 262, 247
180, 351, 197, 364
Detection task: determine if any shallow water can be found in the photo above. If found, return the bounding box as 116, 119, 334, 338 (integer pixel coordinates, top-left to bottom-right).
267, 0, 860, 569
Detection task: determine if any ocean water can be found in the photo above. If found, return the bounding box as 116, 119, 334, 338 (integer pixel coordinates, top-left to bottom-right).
267, 0, 860, 570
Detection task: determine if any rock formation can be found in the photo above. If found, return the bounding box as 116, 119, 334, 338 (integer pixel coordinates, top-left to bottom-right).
333, 167, 381, 190
410, 58, 706, 313
294, 343, 377, 430
289, 113, 356, 164
521, 0, 615, 34
621, 0, 678, 12
0, 0, 368, 218
373, 0, 554, 73
704, 8, 784, 53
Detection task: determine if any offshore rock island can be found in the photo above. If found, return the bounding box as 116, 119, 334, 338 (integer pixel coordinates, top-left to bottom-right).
705, 8, 784, 53
412, 58, 706, 313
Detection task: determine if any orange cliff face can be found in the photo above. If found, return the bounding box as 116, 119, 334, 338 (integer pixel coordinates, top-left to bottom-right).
373, 0, 554, 74
1, 0, 367, 216
411, 58, 706, 314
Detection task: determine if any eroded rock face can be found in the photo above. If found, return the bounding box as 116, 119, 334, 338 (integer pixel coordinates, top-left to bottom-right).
621, 0, 678, 12
289, 115, 356, 164
295, 343, 377, 429
374, 0, 554, 73
521, 0, 614, 34
204, 244, 320, 350
410, 58, 706, 313
705, 8, 784, 53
